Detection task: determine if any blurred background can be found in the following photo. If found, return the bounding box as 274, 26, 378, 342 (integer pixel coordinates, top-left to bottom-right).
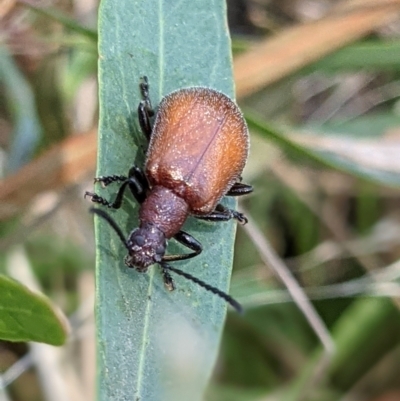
1, 0, 400, 400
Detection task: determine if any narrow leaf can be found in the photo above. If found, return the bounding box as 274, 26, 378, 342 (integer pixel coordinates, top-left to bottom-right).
96, 1, 238, 400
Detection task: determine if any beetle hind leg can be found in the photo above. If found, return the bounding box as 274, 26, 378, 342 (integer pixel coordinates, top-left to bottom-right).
226, 182, 253, 197
195, 204, 248, 225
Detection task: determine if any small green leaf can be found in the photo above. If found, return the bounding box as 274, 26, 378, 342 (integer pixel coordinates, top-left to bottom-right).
96, 1, 238, 401
0, 275, 68, 345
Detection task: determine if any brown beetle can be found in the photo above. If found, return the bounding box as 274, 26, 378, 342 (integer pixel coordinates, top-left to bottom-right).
85, 77, 252, 312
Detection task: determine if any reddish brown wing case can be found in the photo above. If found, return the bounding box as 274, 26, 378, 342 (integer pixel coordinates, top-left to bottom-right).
145, 87, 249, 214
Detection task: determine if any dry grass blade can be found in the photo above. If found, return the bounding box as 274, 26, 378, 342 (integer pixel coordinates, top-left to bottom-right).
234, 0, 400, 98
289, 131, 400, 175
0, 129, 97, 220
241, 210, 335, 355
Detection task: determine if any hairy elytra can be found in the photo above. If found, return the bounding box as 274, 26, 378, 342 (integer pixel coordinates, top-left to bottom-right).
85, 77, 253, 312
141, 87, 249, 239
147, 87, 249, 214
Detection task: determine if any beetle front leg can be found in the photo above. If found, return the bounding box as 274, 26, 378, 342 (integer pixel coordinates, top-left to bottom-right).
138, 76, 155, 141
127, 165, 149, 202
85, 166, 149, 208
85, 179, 132, 209
162, 231, 203, 263
93, 175, 127, 187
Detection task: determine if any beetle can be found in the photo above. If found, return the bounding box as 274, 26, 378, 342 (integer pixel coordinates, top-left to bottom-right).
85, 77, 253, 312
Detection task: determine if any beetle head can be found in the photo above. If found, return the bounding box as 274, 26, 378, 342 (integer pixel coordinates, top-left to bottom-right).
125, 222, 166, 270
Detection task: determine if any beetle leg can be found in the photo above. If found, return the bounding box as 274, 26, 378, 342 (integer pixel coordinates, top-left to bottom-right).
93, 175, 128, 187
84, 180, 130, 209
160, 266, 175, 291
128, 165, 149, 190
126, 166, 149, 204
85, 173, 146, 208
196, 204, 248, 225
162, 231, 203, 262
226, 182, 253, 197
138, 76, 155, 141
86, 166, 148, 208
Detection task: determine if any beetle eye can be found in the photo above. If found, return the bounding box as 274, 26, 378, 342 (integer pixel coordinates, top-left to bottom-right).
134, 235, 145, 246
155, 246, 165, 255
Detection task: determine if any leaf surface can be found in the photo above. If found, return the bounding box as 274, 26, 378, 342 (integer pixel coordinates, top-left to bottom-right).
0, 275, 67, 345
96, 1, 237, 400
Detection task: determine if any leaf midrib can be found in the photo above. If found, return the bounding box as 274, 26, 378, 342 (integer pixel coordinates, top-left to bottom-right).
135, 1, 165, 397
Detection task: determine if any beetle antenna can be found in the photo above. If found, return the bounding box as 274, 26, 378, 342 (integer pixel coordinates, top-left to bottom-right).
161, 263, 243, 313
89, 208, 242, 313
89, 208, 129, 250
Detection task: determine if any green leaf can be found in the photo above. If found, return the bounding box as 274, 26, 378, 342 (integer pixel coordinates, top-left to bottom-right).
311, 40, 400, 72
96, 1, 238, 401
328, 298, 400, 391
0, 275, 68, 345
